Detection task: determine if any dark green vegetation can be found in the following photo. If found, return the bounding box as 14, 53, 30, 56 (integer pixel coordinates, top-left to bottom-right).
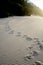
0, 0, 43, 18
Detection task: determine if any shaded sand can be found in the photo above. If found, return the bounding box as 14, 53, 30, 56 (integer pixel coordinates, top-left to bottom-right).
0, 16, 43, 65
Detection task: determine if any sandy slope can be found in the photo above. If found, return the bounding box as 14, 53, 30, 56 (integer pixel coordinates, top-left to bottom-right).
0, 16, 43, 65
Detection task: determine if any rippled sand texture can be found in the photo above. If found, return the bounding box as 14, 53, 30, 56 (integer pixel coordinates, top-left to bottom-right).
0, 16, 43, 65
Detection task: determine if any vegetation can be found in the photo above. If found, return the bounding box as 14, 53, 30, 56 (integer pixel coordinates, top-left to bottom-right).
0, 0, 30, 17
0, 0, 43, 18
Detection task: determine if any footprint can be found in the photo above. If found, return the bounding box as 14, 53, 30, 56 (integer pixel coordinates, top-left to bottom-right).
22, 35, 32, 41
24, 54, 33, 61
8, 30, 14, 34
37, 41, 41, 45
28, 46, 33, 50
33, 38, 39, 42
11, 63, 15, 65
33, 38, 39, 41
32, 61, 42, 65
31, 63, 36, 65
26, 46, 33, 51
35, 61, 43, 65
42, 40, 43, 42
22, 35, 27, 38
5, 25, 11, 32
32, 50, 39, 57
39, 44, 43, 50
25, 36, 32, 41
16, 32, 21, 37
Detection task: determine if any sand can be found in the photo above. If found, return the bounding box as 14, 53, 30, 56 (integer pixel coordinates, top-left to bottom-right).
0, 16, 43, 65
